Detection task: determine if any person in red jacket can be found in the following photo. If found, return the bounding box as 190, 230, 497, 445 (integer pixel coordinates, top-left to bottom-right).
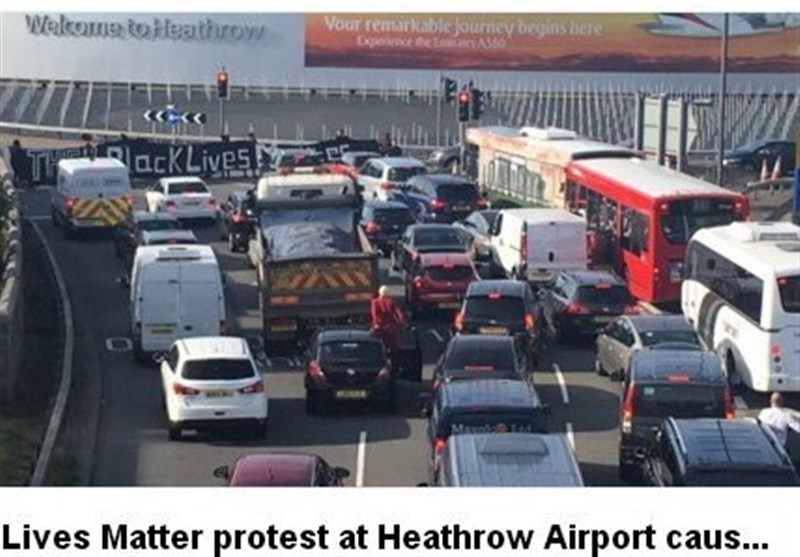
370, 286, 407, 354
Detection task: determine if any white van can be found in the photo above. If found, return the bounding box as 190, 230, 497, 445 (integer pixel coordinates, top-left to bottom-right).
129, 245, 226, 362
489, 208, 587, 282
51, 157, 133, 238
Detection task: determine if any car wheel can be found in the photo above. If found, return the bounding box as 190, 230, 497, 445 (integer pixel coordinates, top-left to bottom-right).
618, 461, 638, 484
168, 422, 182, 441
228, 233, 238, 253
63, 224, 76, 240
51, 208, 60, 227
305, 392, 321, 415
381, 391, 397, 414
132, 340, 150, 366
251, 419, 268, 439
595, 358, 607, 376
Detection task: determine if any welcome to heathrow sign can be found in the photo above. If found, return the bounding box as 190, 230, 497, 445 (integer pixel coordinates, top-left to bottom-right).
24, 14, 271, 43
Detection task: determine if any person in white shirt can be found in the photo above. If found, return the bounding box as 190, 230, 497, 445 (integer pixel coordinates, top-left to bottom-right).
758, 392, 800, 447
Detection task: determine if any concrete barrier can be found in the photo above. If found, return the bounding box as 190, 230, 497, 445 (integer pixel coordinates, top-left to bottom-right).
0, 157, 24, 406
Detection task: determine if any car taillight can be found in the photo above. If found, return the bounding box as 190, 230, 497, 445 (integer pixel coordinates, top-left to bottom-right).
364, 221, 381, 234
621, 383, 635, 434
413, 276, 425, 290
65, 197, 76, 215
165, 200, 177, 210
123, 194, 134, 208
432, 377, 443, 391
429, 198, 446, 211
477, 198, 489, 208
723, 386, 735, 419
770, 344, 782, 363
231, 212, 245, 224
434, 437, 447, 455
308, 360, 326, 381
566, 303, 589, 315
411, 252, 420, 261
380, 182, 392, 191
524, 313, 535, 331
624, 304, 640, 315
173, 383, 201, 396
454, 311, 465, 332
377, 364, 392, 382
207, 199, 217, 207
240, 381, 264, 394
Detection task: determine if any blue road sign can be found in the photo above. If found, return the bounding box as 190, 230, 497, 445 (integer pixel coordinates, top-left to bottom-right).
167, 107, 181, 126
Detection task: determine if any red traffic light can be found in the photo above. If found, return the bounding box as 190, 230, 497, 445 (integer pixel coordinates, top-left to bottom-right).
217, 71, 228, 83
457, 91, 470, 103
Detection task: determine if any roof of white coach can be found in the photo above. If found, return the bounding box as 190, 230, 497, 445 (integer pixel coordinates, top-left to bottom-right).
466, 126, 634, 159
571, 157, 739, 199
692, 222, 800, 279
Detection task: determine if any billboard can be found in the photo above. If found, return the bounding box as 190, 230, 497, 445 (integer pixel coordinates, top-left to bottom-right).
305, 13, 800, 73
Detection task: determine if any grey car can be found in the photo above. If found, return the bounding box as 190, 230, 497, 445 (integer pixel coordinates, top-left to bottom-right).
595, 315, 704, 379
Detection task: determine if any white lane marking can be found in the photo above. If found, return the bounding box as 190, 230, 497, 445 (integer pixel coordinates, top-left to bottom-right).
429, 329, 444, 343
566, 422, 575, 450
638, 301, 662, 315
734, 396, 748, 411
356, 430, 368, 487
264, 356, 273, 368
552, 363, 570, 405
105, 337, 132, 352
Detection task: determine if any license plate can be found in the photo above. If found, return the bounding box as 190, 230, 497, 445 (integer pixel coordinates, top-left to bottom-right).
206, 390, 233, 398
270, 324, 297, 332
183, 200, 201, 206
149, 326, 175, 335
438, 302, 461, 309
453, 205, 469, 212
335, 390, 368, 400
79, 219, 104, 226
480, 326, 508, 335
594, 316, 615, 323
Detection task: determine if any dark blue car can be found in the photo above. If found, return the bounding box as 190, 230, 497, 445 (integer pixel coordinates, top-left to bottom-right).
390, 174, 487, 224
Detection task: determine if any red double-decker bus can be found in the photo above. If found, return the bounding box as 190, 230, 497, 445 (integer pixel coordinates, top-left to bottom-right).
564, 157, 749, 303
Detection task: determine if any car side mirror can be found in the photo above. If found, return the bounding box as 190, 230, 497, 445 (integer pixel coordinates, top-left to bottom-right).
213, 465, 230, 480
332, 466, 350, 480
117, 275, 130, 289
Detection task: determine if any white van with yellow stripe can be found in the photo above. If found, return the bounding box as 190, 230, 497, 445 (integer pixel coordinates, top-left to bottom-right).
51, 157, 133, 238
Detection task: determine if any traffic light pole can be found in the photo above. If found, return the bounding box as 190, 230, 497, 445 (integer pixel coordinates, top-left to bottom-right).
435, 72, 443, 147
219, 98, 225, 137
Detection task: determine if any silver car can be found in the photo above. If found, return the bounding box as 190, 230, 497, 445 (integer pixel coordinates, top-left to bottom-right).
595, 315, 704, 379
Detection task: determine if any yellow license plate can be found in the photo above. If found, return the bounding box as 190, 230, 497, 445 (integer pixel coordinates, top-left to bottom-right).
335, 390, 368, 400
149, 327, 175, 335
595, 316, 615, 323
480, 327, 508, 335
270, 324, 297, 332
438, 302, 461, 309
206, 390, 233, 398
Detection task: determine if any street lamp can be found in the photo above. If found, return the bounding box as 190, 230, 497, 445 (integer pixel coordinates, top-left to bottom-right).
716, 14, 730, 186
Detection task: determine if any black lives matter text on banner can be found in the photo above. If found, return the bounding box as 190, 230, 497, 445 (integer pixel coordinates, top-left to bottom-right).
12, 139, 257, 185
256, 137, 384, 166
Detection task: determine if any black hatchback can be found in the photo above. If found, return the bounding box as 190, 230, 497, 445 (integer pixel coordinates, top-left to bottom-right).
304, 328, 395, 414
396, 174, 487, 224
360, 200, 415, 255
432, 335, 530, 391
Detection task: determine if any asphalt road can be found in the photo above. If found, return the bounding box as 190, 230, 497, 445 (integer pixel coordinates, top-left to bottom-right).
19, 181, 790, 487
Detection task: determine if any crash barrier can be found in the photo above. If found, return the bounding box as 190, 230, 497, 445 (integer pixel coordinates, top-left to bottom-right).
744, 176, 794, 201
0, 156, 24, 406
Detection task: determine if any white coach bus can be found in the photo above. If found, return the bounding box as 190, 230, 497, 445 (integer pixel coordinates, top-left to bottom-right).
682, 222, 800, 393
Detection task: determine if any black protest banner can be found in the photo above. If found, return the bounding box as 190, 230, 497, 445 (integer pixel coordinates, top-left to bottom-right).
14, 139, 258, 186
256, 137, 384, 168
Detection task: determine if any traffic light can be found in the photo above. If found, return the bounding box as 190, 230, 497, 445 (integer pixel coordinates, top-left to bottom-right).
216, 70, 229, 100
471, 88, 485, 120
443, 77, 457, 103
457, 90, 470, 123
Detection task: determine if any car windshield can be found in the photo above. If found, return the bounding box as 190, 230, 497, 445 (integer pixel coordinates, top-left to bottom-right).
661, 198, 739, 245
436, 183, 480, 202
640, 330, 701, 348
778, 275, 800, 313
147, 237, 197, 246
414, 229, 466, 249
731, 140, 767, 154
320, 341, 384, 364
464, 295, 524, 322
575, 285, 631, 308
387, 166, 425, 182
168, 182, 208, 194
446, 412, 547, 437
373, 208, 414, 226
685, 469, 798, 487
182, 359, 255, 380
426, 265, 474, 282
139, 219, 182, 231
280, 153, 324, 168
445, 342, 515, 371
634, 384, 724, 418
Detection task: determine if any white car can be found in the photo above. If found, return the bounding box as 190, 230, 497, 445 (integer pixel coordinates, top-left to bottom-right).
356, 157, 426, 201
160, 336, 268, 440
145, 176, 217, 220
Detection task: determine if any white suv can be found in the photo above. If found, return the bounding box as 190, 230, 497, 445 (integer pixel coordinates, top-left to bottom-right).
145, 176, 217, 220
160, 337, 268, 440
356, 157, 426, 201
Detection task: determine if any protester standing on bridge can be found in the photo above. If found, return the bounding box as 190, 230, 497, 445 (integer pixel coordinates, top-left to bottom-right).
758, 392, 800, 448
9, 139, 25, 184
370, 286, 406, 356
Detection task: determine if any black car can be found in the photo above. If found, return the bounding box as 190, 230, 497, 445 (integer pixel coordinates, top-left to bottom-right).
432, 335, 530, 391
723, 139, 795, 176
391, 224, 471, 274
304, 328, 395, 414
618, 349, 733, 483
454, 280, 542, 367
218, 189, 258, 252
427, 144, 461, 172
425, 379, 549, 483
642, 418, 799, 487
360, 200, 415, 255
453, 210, 499, 262
542, 270, 637, 341
113, 211, 186, 268
393, 174, 488, 224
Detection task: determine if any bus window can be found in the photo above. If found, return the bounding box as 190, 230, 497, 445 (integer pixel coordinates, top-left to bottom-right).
622, 208, 649, 256
660, 199, 739, 245
778, 276, 800, 313
487, 161, 496, 187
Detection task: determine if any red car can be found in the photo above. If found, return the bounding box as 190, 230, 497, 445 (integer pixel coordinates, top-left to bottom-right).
405, 252, 480, 316
213, 453, 350, 486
